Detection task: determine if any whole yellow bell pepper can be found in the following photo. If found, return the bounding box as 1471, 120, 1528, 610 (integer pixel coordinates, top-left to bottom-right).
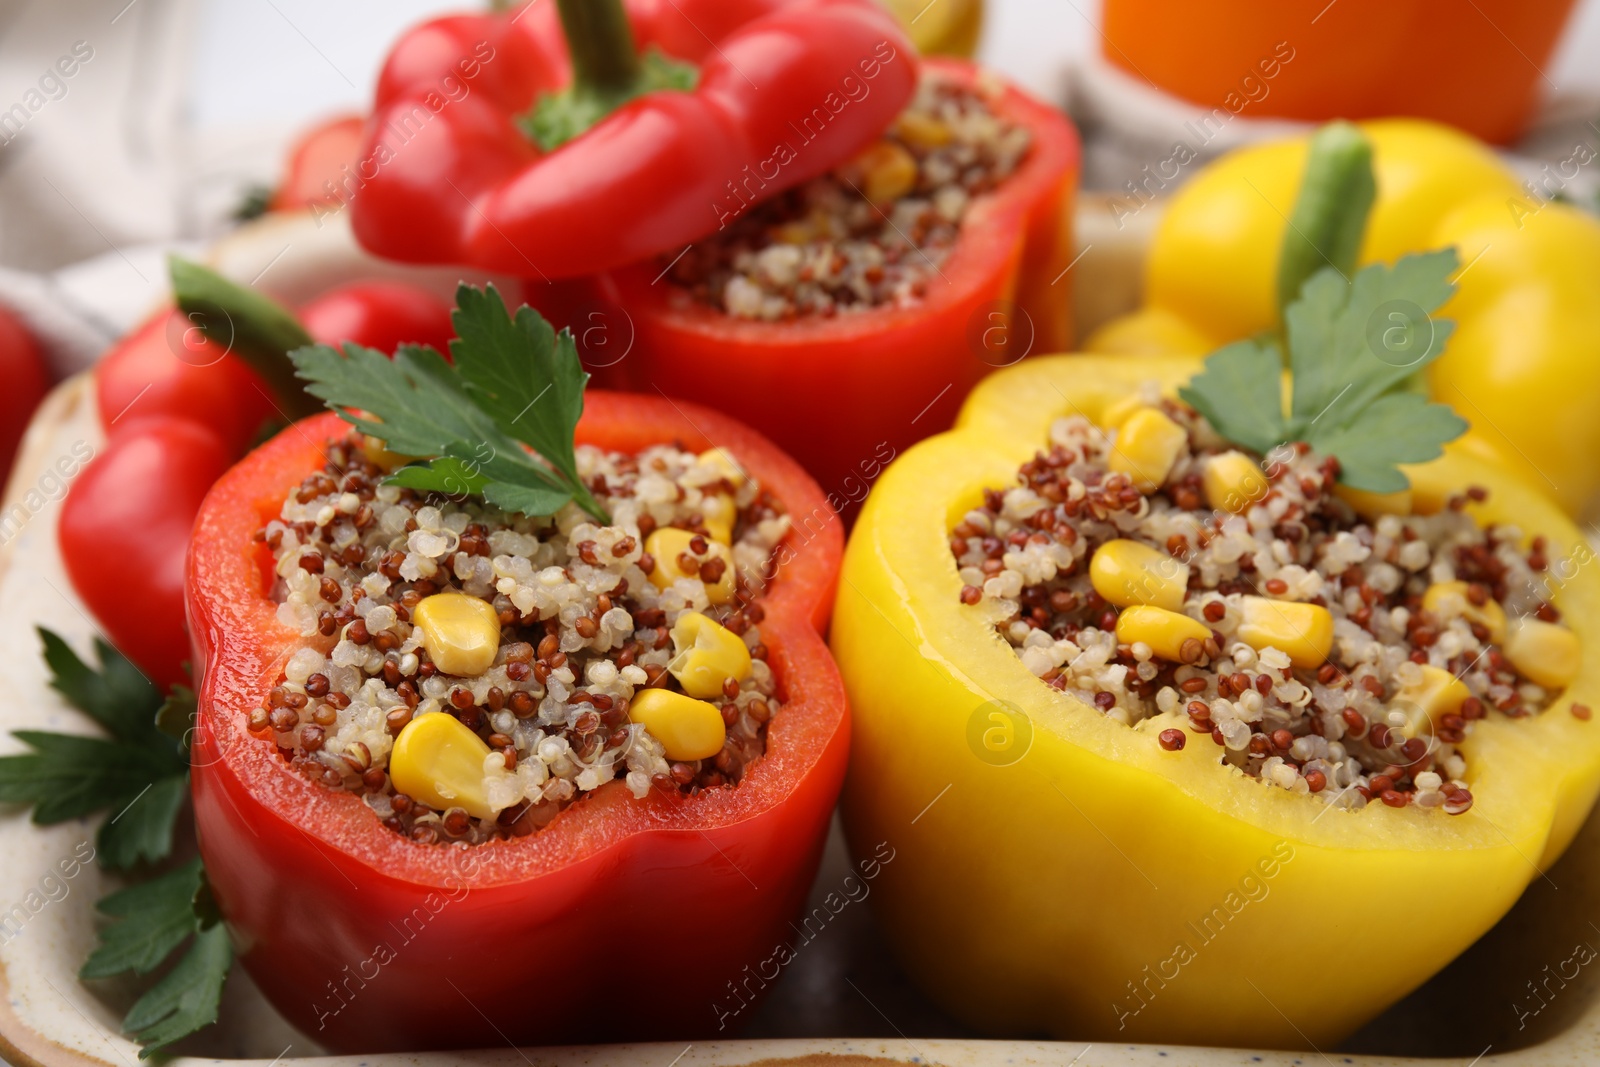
832, 353, 1600, 1048
878, 0, 983, 56
1087, 119, 1600, 516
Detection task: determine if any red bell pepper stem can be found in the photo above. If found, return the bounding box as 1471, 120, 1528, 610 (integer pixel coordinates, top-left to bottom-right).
556, 0, 640, 94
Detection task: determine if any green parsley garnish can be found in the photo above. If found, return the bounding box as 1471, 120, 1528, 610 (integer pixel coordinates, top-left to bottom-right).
1178, 124, 1469, 493
0, 630, 188, 868
0, 629, 230, 1056
290, 282, 609, 523
81, 859, 232, 1059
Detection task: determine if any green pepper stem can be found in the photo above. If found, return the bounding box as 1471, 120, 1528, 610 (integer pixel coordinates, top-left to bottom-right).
556, 0, 640, 97
168, 256, 322, 421
1276, 121, 1377, 320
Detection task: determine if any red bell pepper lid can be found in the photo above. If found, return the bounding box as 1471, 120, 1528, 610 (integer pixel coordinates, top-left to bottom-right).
351, 0, 918, 277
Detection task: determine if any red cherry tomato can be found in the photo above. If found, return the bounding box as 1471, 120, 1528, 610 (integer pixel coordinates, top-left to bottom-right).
0, 306, 49, 483
269, 114, 364, 214
59, 419, 234, 689
95, 309, 278, 456
297, 281, 454, 355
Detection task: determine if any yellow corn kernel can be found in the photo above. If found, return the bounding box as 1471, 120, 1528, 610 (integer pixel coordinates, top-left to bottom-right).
1115, 605, 1211, 663
1108, 407, 1187, 493
412, 593, 501, 677
1422, 580, 1507, 644
849, 140, 919, 204
698, 447, 748, 489
360, 433, 409, 471
1396, 665, 1470, 737
775, 220, 817, 245
390, 712, 497, 820
893, 110, 952, 149
701, 492, 737, 544
1089, 539, 1189, 612
1333, 483, 1413, 521
1202, 450, 1269, 514
629, 689, 727, 761
1097, 395, 1148, 432
669, 612, 752, 699
1235, 596, 1334, 669
1502, 619, 1581, 690
645, 528, 736, 604
697, 447, 747, 543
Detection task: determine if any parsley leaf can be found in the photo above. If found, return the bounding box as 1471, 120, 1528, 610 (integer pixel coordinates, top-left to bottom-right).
1285, 250, 1459, 434
39, 630, 167, 753
81, 860, 207, 979
1304, 392, 1468, 493
290, 283, 608, 522
81, 860, 234, 1058
0, 630, 188, 868
98, 776, 190, 871
1176, 338, 1286, 456
1181, 253, 1468, 493
16, 632, 231, 1055
126, 924, 231, 1058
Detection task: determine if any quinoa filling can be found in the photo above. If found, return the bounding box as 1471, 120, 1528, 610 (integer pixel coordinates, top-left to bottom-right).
954, 393, 1583, 814
666, 70, 1032, 320
255, 434, 793, 845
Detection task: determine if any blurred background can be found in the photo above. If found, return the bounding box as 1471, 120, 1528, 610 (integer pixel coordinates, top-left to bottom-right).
1, 0, 1598, 369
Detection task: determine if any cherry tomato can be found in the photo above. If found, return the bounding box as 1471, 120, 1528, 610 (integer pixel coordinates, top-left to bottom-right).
95, 309, 278, 456
297, 281, 454, 355
269, 114, 364, 214
59, 419, 234, 689
0, 306, 49, 483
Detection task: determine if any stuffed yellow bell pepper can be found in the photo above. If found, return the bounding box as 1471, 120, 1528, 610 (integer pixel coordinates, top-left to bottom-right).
834, 352, 1600, 1047
835, 126, 1600, 1047
1088, 119, 1600, 516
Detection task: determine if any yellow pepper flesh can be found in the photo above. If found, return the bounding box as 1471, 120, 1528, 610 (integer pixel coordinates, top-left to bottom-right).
834, 354, 1600, 1048
1086, 119, 1600, 515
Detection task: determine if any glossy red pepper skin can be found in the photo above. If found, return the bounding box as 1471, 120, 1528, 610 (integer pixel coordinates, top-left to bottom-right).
94, 309, 278, 456
352, 0, 916, 277
297, 281, 456, 355
596, 58, 1079, 507
269, 113, 364, 214
187, 397, 847, 1052
60, 419, 233, 690
0, 304, 49, 483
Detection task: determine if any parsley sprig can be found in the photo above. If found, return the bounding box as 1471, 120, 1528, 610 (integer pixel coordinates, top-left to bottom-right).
0, 630, 188, 868
291, 283, 609, 522
1178, 124, 1468, 492
81, 860, 232, 1058
0, 630, 230, 1057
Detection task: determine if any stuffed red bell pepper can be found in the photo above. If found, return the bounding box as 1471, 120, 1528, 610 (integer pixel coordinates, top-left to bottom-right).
186, 285, 847, 1050
351, 0, 916, 277
596, 56, 1079, 505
